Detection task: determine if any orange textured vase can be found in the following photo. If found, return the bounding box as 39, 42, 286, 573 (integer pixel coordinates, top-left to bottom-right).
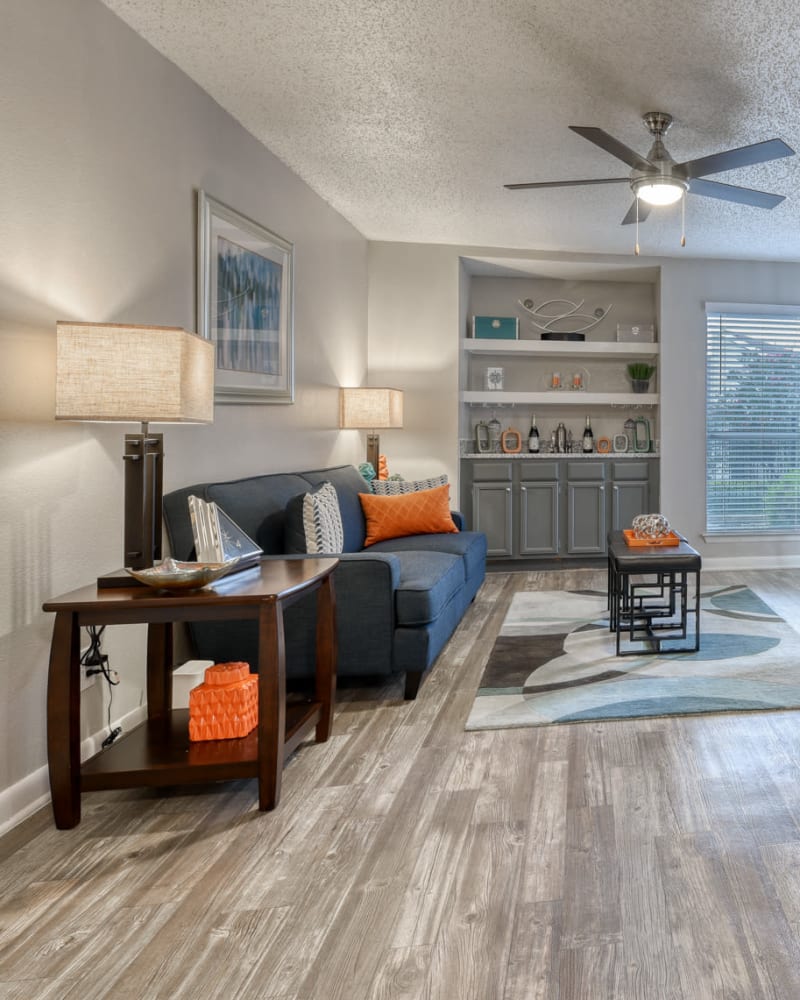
377, 454, 389, 480
188, 661, 258, 741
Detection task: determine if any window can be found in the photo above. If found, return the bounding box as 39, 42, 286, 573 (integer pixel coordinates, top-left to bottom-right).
706, 306, 800, 534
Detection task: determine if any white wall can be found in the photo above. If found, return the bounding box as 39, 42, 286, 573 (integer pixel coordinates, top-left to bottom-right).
367, 243, 462, 480
660, 258, 800, 568
0, 0, 368, 829
368, 242, 800, 570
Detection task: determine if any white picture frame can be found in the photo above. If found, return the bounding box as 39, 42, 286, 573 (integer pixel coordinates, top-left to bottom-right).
486, 366, 505, 391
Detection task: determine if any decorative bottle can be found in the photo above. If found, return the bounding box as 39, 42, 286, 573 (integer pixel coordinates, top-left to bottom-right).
582, 415, 594, 453
528, 414, 540, 453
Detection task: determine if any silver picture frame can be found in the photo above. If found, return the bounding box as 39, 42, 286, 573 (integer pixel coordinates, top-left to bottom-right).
197, 190, 294, 404
486, 366, 505, 391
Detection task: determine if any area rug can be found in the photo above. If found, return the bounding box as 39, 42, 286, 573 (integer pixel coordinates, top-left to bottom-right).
465, 586, 800, 731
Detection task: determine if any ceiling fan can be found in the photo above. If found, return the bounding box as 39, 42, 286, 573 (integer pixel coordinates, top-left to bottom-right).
505, 112, 795, 227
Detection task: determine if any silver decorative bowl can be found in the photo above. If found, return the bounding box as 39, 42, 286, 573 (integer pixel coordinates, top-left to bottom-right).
126, 557, 240, 591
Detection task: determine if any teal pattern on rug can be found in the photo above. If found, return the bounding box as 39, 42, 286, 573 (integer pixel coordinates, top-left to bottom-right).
465, 586, 800, 731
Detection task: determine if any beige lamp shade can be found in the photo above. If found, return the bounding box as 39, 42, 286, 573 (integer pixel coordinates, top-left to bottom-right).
56, 321, 215, 423
339, 387, 403, 429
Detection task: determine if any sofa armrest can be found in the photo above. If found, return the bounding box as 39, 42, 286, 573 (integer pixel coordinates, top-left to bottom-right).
262, 551, 401, 679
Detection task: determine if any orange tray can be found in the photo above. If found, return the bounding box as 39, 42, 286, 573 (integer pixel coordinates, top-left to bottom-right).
623, 529, 681, 547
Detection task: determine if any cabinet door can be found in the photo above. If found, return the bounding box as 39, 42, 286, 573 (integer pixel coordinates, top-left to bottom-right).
519, 482, 559, 555
612, 480, 649, 531
567, 482, 607, 554
472, 482, 513, 557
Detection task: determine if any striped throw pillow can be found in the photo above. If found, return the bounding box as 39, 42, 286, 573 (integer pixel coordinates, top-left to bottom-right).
371, 475, 448, 496
302, 482, 344, 554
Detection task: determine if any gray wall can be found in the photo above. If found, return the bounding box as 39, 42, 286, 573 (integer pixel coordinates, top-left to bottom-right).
0, 0, 368, 828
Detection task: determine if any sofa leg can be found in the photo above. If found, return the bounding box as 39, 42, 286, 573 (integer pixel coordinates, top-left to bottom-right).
404, 670, 424, 700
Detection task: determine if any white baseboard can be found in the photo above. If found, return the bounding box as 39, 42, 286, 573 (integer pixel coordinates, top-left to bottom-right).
0, 704, 148, 839
702, 555, 800, 571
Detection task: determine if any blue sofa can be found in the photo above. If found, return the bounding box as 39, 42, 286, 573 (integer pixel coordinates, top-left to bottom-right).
162, 464, 487, 699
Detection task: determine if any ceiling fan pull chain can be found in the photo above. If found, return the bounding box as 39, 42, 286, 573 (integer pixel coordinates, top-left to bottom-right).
681, 192, 686, 247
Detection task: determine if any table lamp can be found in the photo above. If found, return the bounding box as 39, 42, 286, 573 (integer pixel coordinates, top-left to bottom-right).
55, 321, 215, 586
339, 387, 403, 472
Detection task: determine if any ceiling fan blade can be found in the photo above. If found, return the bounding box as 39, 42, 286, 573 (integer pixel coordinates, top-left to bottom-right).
569, 126, 655, 171
504, 178, 629, 190
679, 138, 794, 179
620, 200, 652, 226
688, 177, 785, 208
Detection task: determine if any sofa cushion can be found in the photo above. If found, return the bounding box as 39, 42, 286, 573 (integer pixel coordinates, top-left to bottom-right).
359, 484, 458, 546
393, 550, 464, 626
284, 482, 344, 554
371, 475, 448, 495
203, 473, 310, 555
368, 529, 487, 584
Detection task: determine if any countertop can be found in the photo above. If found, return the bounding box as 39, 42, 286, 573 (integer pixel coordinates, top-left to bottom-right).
461, 452, 659, 459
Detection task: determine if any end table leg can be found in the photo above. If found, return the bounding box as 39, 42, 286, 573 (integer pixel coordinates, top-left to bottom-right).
146, 622, 173, 719
47, 612, 81, 829
256, 600, 285, 810
315, 573, 337, 742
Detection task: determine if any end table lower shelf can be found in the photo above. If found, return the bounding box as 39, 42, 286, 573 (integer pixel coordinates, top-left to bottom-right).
80, 703, 321, 791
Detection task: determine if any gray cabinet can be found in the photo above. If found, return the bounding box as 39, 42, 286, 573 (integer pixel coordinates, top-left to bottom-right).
461, 457, 658, 561
610, 460, 651, 530
519, 461, 560, 555
469, 461, 513, 557
566, 462, 607, 554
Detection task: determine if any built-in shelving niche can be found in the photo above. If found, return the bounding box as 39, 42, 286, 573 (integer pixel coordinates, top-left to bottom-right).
458, 256, 661, 452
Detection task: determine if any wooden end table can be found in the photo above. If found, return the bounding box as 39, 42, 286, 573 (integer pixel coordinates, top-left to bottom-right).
42, 558, 338, 829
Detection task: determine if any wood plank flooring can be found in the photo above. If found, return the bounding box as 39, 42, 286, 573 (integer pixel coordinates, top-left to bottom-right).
3, 568, 800, 998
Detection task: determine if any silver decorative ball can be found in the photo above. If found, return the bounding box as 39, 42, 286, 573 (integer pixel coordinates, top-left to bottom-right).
631, 513, 670, 539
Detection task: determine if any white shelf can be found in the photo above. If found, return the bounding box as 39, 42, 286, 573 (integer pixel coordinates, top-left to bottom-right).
461, 391, 659, 406
462, 338, 659, 358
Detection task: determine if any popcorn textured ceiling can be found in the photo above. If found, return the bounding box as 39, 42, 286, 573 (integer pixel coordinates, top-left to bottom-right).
101, 0, 800, 260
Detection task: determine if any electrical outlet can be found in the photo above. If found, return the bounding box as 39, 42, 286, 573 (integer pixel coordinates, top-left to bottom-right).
80, 647, 99, 691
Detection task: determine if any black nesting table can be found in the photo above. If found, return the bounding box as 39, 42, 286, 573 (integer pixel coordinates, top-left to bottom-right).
607, 530, 702, 656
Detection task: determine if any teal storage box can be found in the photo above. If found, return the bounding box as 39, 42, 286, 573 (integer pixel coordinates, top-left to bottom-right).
472, 316, 519, 339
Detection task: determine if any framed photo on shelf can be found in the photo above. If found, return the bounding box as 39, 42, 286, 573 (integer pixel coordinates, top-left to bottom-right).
486, 366, 505, 391
197, 190, 294, 403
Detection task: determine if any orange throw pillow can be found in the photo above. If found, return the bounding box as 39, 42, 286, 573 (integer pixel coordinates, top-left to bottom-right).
359, 483, 458, 546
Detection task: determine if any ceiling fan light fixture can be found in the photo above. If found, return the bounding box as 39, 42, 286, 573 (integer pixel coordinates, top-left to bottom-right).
633, 177, 687, 206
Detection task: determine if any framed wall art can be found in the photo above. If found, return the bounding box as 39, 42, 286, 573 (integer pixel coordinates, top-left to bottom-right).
486, 366, 505, 390
197, 190, 294, 403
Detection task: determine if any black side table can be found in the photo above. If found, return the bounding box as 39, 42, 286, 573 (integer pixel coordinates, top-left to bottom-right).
607, 530, 701, 656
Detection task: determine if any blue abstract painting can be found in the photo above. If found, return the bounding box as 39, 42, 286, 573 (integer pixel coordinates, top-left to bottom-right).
215, 235, 282, 375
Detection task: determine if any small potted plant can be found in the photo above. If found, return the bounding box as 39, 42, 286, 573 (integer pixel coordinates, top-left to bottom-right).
626, 362, 656, 393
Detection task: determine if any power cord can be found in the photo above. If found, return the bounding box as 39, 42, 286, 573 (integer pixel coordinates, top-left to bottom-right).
80, 625, 121, 747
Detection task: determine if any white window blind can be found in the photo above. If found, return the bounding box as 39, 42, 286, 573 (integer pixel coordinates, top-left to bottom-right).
706, 308, 800, 533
